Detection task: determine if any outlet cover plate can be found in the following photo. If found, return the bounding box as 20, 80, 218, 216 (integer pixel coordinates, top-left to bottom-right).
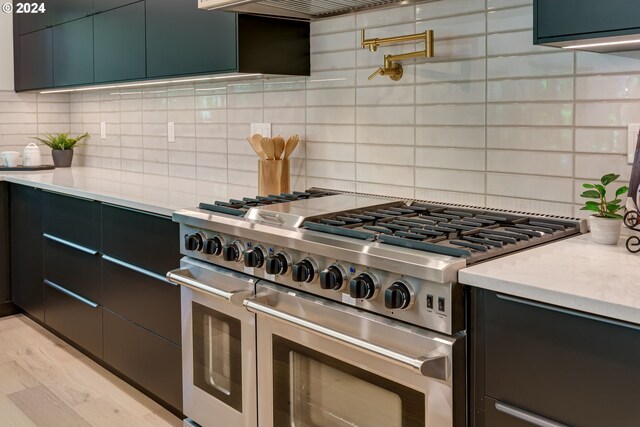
168, 122, 175, 143
251, 123, 271, 138
100, 122, 106, 139
628, 124, 640, 164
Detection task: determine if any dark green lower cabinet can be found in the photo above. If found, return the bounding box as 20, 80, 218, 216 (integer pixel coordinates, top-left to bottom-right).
10, 185, 44, 321
44, 282, 102, 358
94, 1, 146, 83
0, 183, 9, 312
103, 309, 182, 411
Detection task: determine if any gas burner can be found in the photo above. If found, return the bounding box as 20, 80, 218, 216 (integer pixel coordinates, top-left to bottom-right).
302, 201, 581, 262
198, 190, 337, 217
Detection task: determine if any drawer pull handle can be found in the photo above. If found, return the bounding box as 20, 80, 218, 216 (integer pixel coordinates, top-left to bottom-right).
494, 402, 569, 427
495, 293, 640, 332
102, 255, 177, 286
43, 234, 99, 256
44, 279, 99, 309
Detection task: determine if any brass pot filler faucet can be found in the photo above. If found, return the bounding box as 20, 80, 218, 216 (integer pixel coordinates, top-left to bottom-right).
361, 29, 434, 81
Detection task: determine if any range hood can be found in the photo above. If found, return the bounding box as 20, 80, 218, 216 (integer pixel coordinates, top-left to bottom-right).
198, 0, 415, 20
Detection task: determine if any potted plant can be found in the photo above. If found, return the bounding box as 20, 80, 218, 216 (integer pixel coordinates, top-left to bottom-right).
33, 132, 89, 168
580, 173, 629, 245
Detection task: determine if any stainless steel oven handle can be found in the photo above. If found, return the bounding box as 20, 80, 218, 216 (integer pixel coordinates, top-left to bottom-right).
166, 268, 251, 306
243, 298, 449, 380
494, 402, 569, 427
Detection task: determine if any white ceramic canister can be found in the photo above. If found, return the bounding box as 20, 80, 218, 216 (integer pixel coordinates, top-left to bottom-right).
23, 143, 42, 167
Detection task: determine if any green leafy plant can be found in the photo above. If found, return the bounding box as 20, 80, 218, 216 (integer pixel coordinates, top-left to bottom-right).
580, 173, 628, 219
33, 132, 89, 150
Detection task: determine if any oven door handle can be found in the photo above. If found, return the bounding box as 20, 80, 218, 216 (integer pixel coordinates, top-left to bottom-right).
166, 268, 251, 306
243, 298, 449, 380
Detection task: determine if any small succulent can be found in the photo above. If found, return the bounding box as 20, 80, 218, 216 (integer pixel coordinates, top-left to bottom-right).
580, 173, 628, 219
33, 132, 89, 150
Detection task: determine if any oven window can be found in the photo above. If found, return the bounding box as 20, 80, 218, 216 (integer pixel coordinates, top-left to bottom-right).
273, 336, 425, 427
192, 302, 242, 412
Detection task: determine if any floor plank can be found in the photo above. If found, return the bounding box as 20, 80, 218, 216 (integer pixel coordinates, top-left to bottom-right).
0, 315, 181, 427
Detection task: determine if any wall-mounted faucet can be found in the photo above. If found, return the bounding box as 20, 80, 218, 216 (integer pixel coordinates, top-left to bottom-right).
361, 29, 434, 81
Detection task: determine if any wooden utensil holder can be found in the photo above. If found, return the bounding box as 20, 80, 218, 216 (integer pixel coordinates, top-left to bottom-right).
258, 159, 290, 196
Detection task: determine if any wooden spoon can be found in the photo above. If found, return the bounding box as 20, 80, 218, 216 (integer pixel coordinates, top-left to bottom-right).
261, 137, 275, 160
283, 135, 299, 159
272, 136, 285, 160
248, 134, 267, 160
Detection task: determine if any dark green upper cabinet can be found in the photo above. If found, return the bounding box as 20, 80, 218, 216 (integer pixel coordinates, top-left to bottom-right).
17, 28, 53, 91
53, 16, 94, 87
94, 1, 145, 83
534, 0, 640, 51
146, 0, 237, 78
18, 0, 93, 35
94, 0, 139, 13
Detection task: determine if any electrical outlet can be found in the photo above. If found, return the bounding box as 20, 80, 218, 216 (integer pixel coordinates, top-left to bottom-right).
628, 123, 640, 164
100, 122, 106, 139
250, 123, 272, 138
168, 122, 175, 143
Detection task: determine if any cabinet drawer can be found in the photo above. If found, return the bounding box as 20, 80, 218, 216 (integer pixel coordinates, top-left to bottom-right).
43, 192, 101, 250
484, 398, 556, 427
44, 281, 102, 358
103, 309, 182, 411
484, 292, 640, 427
102, 257, 180, 344
102, 205, 180, 275
44, 236, 102, 304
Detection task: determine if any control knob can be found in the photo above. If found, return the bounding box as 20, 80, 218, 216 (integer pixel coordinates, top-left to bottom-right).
203, 236, 224, 256
265, 252, 289, 275
291, 258, 317, 283
244, 246, 265, 268
222, 241, 243, 262
319, 265, 344, 290
349, 272, 377, 300
184, 233, 203, 252
384, 281, 412, 310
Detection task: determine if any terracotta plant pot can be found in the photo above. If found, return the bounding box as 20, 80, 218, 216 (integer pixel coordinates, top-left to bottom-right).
51, 149, 73, 168
588, 215, 623, 245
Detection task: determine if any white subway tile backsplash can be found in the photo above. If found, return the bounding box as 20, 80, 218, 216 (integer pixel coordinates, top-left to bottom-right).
357, 5, 415, 28
488, 77, 573, 102
416, 13, 485, 39
357, 85, 414, 105
311, 50, 357, 71
307, 106, 356, 124
357, 125, 414, 145
487, 5, 532, 32
575, 102, 640, 127
416, 81, 485, 104
487, 30, 554, 56
311, 15, 356, 36
415, 168, 485, 193
416, 0, 484, 20
574, 154, 632, 180
415, 58, 486, 83
356, 144, 414, 165
306, 142, 355, 161
416, 126, 485, 148
487, 150, 573, 176
575, 128, 627, 154
487, 127, 573, 151
307, 124, 356, 143
576, 51, 640, 75
311, 31, 356, 53
307, 159, 356, 180
357, 106, 414, 125
416, 147, 485, 170
417, 104, 485, 126
356, 163, 414, 186
486, 195, 573, 216
575, 74, 640, 100
487, 172, 573, 202
306, 88, 356, 106
487, 103, 573, 126
488, 52, 573, 78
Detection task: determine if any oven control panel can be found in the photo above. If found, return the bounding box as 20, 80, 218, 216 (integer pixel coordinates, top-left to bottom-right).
180, 225, 462, 334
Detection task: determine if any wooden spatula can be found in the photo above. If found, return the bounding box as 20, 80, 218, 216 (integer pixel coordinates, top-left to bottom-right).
248, 134, 267, 159
261, 137, 275, 160
283, 135, 299, 159
272, 136, 285, 160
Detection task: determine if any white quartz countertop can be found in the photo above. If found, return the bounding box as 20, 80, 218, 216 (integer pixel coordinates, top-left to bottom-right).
459, 234, 640, 325
0, 167, 235, 217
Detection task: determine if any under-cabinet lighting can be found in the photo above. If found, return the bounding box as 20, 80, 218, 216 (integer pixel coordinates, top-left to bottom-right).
562, 39, 640, 49
39, 73, 262, 94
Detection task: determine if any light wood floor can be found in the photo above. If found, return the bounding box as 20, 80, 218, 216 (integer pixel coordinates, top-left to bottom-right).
0, 314, 182, 427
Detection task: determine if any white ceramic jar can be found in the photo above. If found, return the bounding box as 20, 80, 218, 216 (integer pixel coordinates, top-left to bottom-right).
23, 143, 42, 167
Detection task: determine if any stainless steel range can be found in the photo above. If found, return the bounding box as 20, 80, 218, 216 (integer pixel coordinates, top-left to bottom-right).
168, 188, 586, 427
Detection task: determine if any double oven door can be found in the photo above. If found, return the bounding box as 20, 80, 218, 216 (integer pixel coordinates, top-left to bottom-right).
245, 282, 466, 427
167, 258, 257, 427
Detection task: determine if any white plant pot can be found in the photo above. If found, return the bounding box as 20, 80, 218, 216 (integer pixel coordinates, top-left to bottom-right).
588, 215, 623, 245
